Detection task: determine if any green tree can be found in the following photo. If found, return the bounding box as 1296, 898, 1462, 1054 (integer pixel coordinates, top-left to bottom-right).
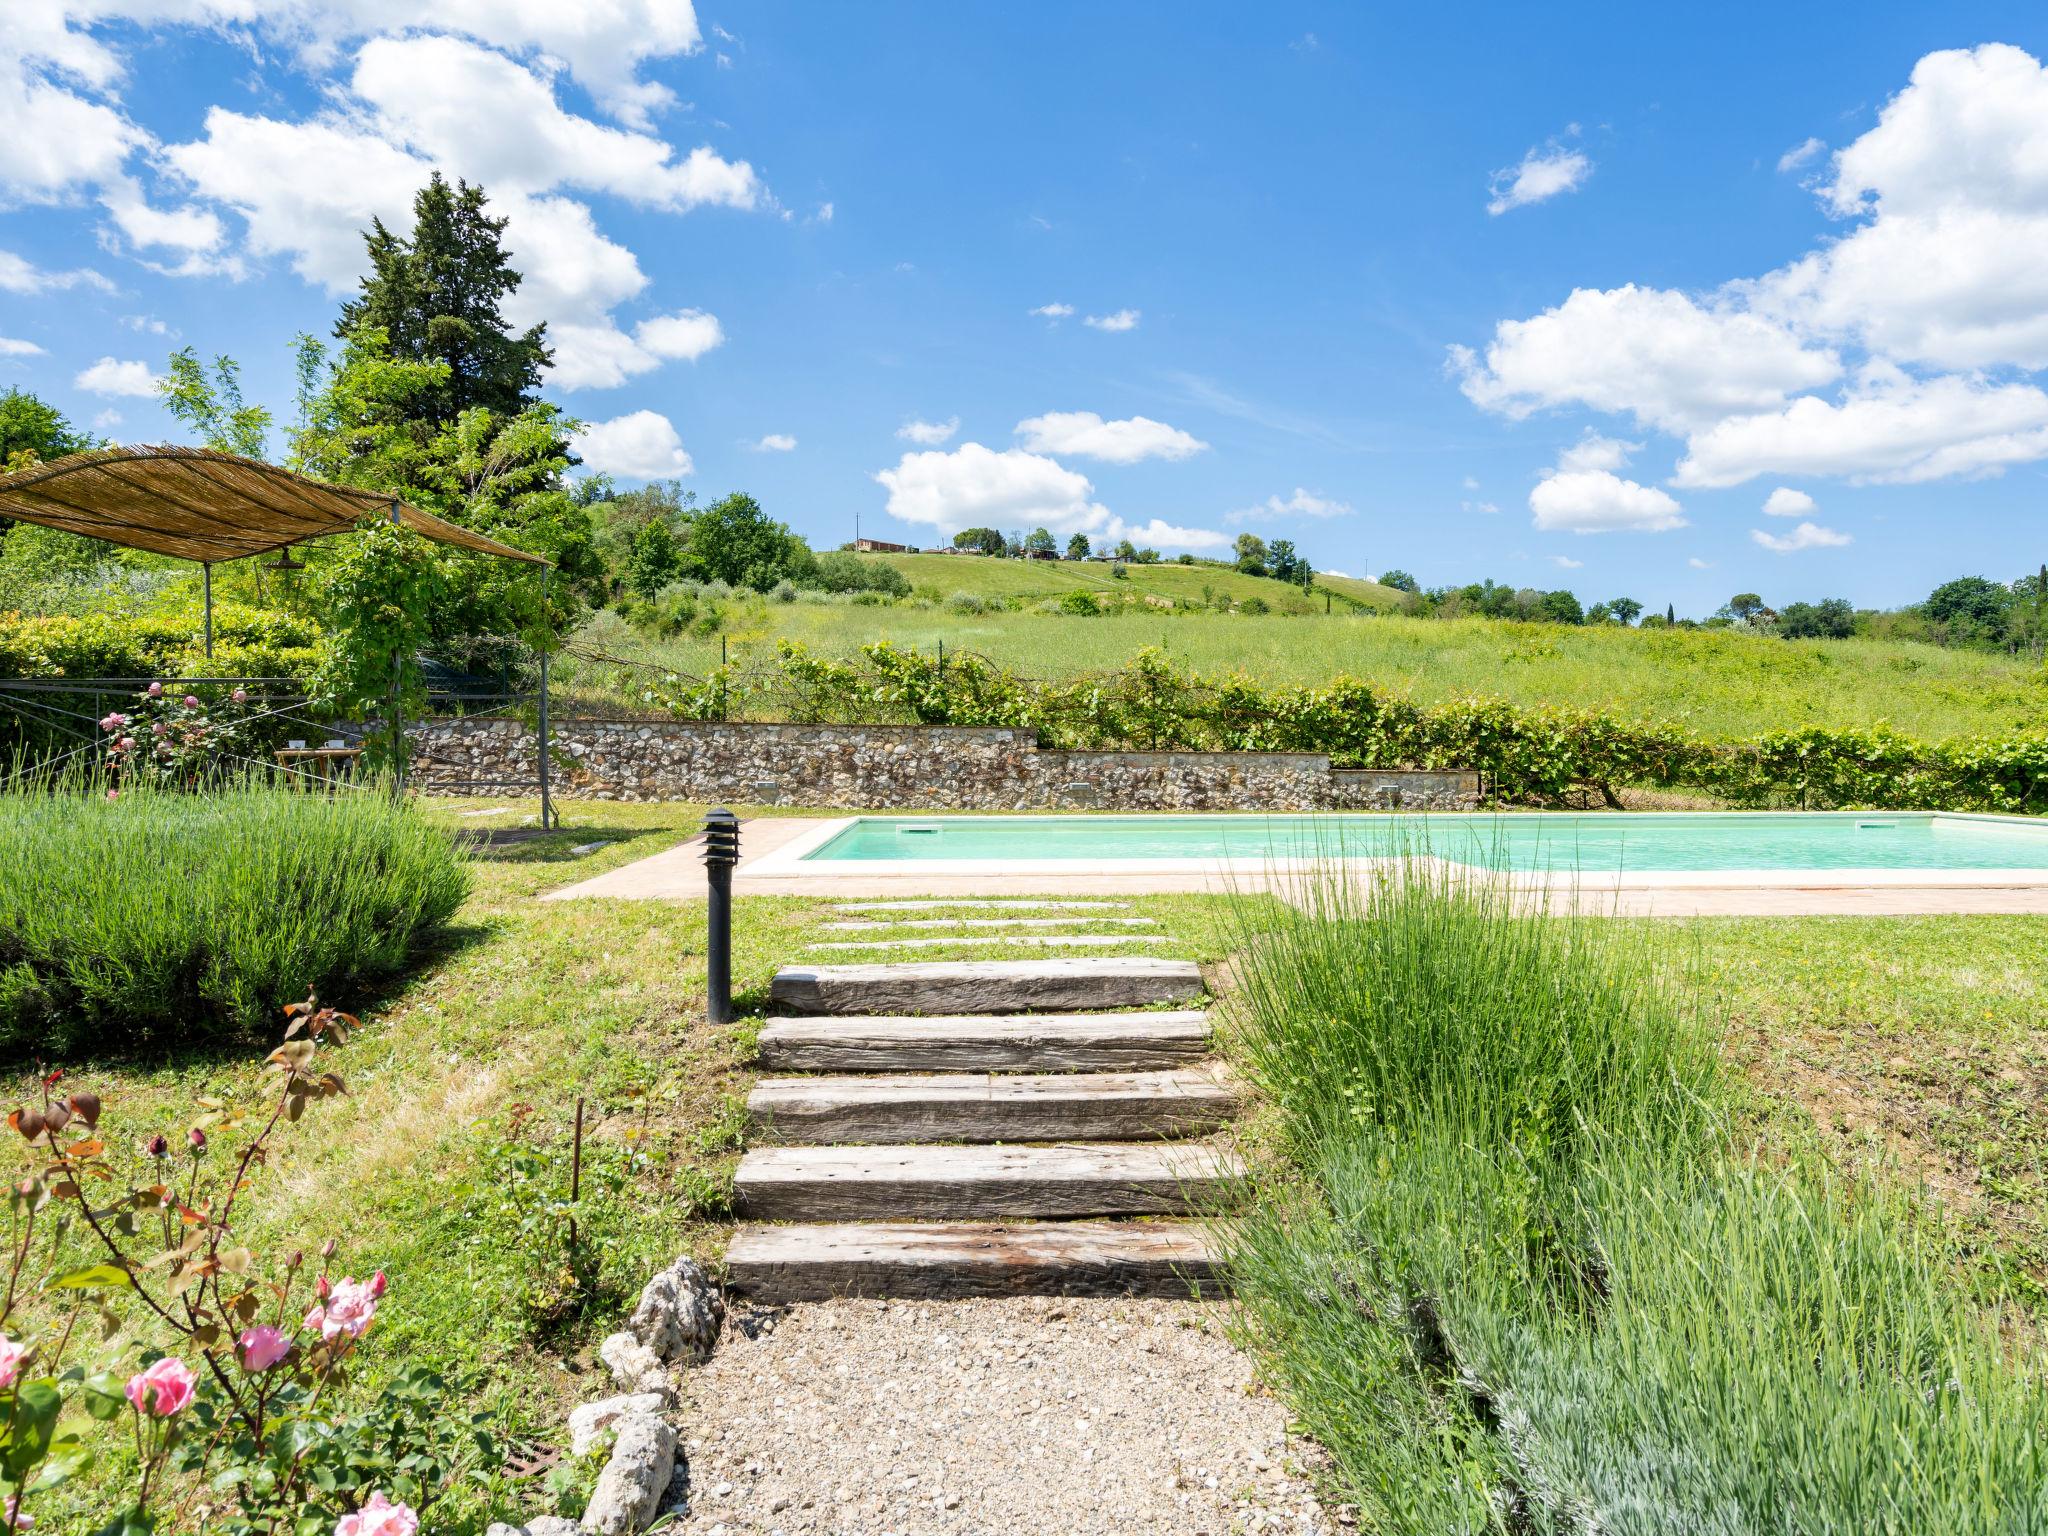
1065, 532, 1090, 560
1024, 527, 1057, 557
1538, 588, 1584, 624
0, 388, 93, 471
1779, 598, 1856, 639
1234, 532, 1268, 577
1377, 568, 1419, 594
1607, 596, 1643, 625
687, 492, 808, 590
1114, 538, 1140, 562
1725, 592, 1767, 625
628, 518, 681, 598
1268, 538, 1301, 584
953, 526, 1004, 555
1923, 575, 2011, 646
159, 348, 271, 458
335, 174, 550, 426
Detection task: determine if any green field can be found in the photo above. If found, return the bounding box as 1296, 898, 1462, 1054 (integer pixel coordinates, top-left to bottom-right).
864, 550, 1402, 614
562, 594, 2048, 742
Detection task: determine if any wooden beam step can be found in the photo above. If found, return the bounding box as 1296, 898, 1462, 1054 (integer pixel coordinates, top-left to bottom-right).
821, 916, 1160, 931
769, 958, 1205, 1016
829, 900, 1131, 912
748, 1070, 1237, 1144
755, 1011, 1212, 1072
807, 934, 1168, 953
733, 1142, 1244, 1221
725, 1221, 1222, 1301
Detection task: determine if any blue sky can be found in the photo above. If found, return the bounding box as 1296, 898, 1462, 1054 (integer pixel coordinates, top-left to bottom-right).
6, 3, 2048, 614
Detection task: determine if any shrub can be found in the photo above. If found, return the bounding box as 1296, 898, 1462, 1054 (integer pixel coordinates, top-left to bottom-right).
1057, 591, 1101, 616
1238, 595, 1269, 615
0, 779, 469, 1055
946, 591, 985, 615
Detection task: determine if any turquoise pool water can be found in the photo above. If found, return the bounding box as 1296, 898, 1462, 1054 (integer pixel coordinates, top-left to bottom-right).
804, 812, 2048, 873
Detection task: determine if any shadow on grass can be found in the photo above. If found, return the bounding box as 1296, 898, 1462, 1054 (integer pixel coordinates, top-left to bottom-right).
456, 821, 672, 864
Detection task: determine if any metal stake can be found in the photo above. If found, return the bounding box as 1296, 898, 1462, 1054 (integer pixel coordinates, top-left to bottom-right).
202, 563, 214, 657
702, 807, 740, 1024
537, 567, 554, 830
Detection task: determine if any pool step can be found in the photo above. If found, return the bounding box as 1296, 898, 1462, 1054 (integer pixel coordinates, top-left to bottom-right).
807, 934, 1168, 953
769, 958, 1206, 1017
821, 916, 1160, 931
733, 1141, 1244, 1221
725, 1220, 1221, 1301
748, 1069, 1237, 1145
755, 1010, 1214, 1073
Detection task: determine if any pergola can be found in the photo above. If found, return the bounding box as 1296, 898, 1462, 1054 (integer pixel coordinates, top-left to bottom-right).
0, 444, 556, 820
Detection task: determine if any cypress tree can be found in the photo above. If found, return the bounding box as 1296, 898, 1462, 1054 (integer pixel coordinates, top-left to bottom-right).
336, 173, 551, 425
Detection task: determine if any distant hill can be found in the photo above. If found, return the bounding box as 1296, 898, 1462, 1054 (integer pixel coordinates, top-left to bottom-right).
856, 551, 1404, 615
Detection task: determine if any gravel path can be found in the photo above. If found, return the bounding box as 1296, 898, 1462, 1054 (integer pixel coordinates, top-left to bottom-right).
669, 1296, 1335, 1536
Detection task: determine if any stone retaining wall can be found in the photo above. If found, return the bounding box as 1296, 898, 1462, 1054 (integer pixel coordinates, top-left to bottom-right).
411, 718, 1480, 811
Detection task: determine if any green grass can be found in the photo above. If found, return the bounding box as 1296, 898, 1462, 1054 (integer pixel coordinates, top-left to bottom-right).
860, 550, 1400, 614
0, 779, 468, 1055
1221, 864, 2048, 1533
562, 601, 2046, 742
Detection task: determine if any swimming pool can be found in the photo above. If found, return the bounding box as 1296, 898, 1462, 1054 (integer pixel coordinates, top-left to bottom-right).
795, 812, 2048, 875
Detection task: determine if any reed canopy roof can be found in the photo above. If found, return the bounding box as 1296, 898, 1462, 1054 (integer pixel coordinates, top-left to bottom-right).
0, 444, 548, 567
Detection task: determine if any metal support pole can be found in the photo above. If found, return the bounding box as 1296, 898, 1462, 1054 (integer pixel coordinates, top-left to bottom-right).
202, 564, 214, 657
537, 569, 554, 830
388, 501, 404, 800
701, 808, 740, 1025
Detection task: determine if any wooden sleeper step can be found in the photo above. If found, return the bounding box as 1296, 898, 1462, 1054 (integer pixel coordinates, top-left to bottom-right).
748, 1069, 1237, 1145
769, 958, 1205, 1016
733, 1141, 1244, 1221
754, 1011, 1213, 1073
725, 1220, 1222, 1301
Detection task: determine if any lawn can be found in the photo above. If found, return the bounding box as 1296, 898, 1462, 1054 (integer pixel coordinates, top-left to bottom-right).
561, 600, 2046, 742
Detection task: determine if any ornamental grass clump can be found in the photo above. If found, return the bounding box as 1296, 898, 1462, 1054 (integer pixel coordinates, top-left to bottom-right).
0, 776, 468, 1056
1224, 857, 2048, 1534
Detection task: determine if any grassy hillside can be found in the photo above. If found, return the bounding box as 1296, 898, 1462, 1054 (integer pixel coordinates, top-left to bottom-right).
563, 600, 2048, 742
865, 550, 1402, 614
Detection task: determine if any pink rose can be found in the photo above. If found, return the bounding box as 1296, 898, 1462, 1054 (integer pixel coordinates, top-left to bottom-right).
238, 1325, 290, 1373
105, 789, 118, 802
151, 723, 167, 737
146, 682, 163, 697
231, 688, 248, 704
182, 696, 199, 709
2, 1493, 29, 1529
303, 1275, 379, 1342
333, 1492, 417, 1536
118, 736, 134, 751
0, 1337, 26, 1389
125, 1356, 195, 1417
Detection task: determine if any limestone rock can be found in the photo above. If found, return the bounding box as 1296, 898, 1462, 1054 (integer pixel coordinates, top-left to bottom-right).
486, 1519, 580, 1536
630, 1255, 724, 1364
569, 1392, 668, 1458
598, 1331, 668, 1396
581, 1414, 677, 1535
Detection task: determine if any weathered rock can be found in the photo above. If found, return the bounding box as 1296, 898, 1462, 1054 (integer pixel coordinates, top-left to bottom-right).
581, 1414, 677, 1535
486, 1519, 579, 1536
568, 1392, 667, 1458
597, 1331, 667, 1396
629, 1255, 723, 1364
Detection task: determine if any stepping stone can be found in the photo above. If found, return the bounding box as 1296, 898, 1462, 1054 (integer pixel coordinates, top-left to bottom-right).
733, 1142, 1244, 1221
725, 1220, 1222, 1301
821, 916, 1160, 931
755, 1011, 1213, 1072
808, 934, 1168, 952
770, 958, 1205, 1016
830, 900, 1131, 913
748, 1070, 1238, 1145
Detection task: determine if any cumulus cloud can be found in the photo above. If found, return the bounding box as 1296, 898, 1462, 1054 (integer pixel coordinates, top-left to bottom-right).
872, 442, 1227, 551
1029, 302, 1074, 320
74, 356, 160, 396
1529, 468, 1687, 535
1762, 486, 1815, 517
896, 416, 959, 445
550, 307, 724, 391
1487, 138, 1592, 215
1752, 521, 1852, 552
1555, 432, 1640, 473
0, 249, 112, 294
572, 410, 694, 480
749, 433, 797, 452
1014, 411, 1207, 464
1083, 308, 1140, 332
0, 338, 45, 357
1777, 136, 1826, 174
1227, 488, 1356, 524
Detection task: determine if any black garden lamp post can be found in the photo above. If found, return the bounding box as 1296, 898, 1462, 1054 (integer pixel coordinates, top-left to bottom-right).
702, 807, 741, 1024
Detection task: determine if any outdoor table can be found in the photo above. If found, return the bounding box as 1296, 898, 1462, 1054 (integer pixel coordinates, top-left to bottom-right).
273, 746, 362, 790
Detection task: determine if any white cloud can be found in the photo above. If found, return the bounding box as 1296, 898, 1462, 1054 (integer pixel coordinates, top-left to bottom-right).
1751, 521, 1852, 552
1452, 284, 1841, 433
814, 201, 833, 223
749, 433, 797, 452
896, 416, 959, 446
1227, 487, 1356, 523
0, 249, 112, 294
1547, 554, 1584, 569
871, 441, 1229, 551
1462, 475, 1480, 490
1487, 139, 1592, 215
1777, 136, 1826, 174
572, 409, 694, 480
1083, 308, 1140, 332
0, 338, 45, 357
1030, 302, 1074, 320
1674, 367, 2048, 487
1555, 431, 1640, 473
549, 307, 724, 391
1014, 411, 1207, 464
1529, 469, 1687, 534
0, 53, 144, 201
90, 407, 122, 432
1688, 556, 1714, 569
74, 356, 160, 396
1461, 498, 1501, 516
1761, 486, 1815, 517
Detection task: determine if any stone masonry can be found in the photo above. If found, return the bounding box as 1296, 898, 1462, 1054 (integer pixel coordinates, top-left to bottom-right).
411, 718, 1480, 811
